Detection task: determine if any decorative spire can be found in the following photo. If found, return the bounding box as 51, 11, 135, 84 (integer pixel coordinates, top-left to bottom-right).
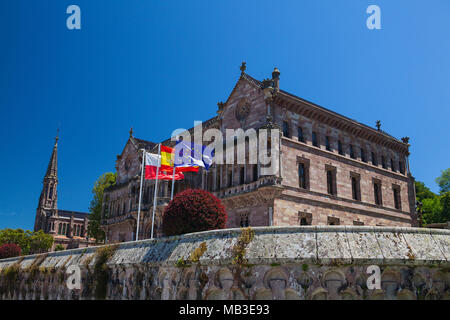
217, 101, 224, 114
44, 135, 58, 180
376, 120, 381, 131
129, 127, 134, 138
240, 61, 246, 74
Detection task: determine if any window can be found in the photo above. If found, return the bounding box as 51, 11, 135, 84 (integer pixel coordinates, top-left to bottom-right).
399, 161, 405, 174
49, 186, 53, 199
326, 167, 337, 196
299, 212, 312, 225
361, 148, 366, 162
297, 157, 310, 190
328, 216, 340, 225
240, 166, 245, 184
374, 180, 382, 205
390, 159, 396, 172
58, 224, 62, 235
350, 144, 355, 159
240, 213, 249, 227
393, 185, 401, 210
381, 156, 387, 169
62, 224, 66, 236
351, 174, 361, 201
228, 168, 233, 187
253, 165, 258, 182
66, 224, 70, 236
325, 136, 331, 151
312, 132, 318, 147
298, 127, 304, 142
353, 220, 364, 226
338, 140, 343, 155
283, 121, 290, 138
299, 163, 306, 189
371, 152, 378, 166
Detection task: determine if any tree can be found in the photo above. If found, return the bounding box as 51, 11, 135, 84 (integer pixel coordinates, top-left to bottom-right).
0, 229, 53, 255
436, 168, 450, 194
0, 243, 21, 259
421, 197, 443, 225
88, 172, 116, 243
415, 181, 436, 202
440, 192, 450, 222
162, 189, 227, 236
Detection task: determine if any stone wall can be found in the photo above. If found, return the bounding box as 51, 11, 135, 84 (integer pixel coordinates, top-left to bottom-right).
0, 226, 449, 300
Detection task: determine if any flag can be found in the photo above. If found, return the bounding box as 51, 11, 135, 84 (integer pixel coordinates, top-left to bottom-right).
174, 141, 214, 170
162, 144, 200, 173
144, 152, 184, 180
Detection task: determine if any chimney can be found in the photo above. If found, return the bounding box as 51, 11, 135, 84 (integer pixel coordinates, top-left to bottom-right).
272, 67, 280, 91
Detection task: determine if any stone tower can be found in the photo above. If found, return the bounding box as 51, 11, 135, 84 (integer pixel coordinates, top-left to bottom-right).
34, 135, 59, 232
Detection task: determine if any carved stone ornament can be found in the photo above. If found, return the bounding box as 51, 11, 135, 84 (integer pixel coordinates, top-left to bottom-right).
235, 99, 250, 122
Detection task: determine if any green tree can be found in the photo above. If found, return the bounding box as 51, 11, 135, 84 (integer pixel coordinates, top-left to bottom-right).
0, 228, 54, 255
415, 181, 437, 202
421, 197, 443, 225
436, 168, 450, 194
88, 172, 116, 243
440, 191, 450, 222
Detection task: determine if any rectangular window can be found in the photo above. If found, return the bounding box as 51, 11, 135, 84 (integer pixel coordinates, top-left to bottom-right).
253, 164, 258, 182
299, 163, 306, 189
351, 175, 361, 201
393, 185, 401, 210
381, 156, 387, 169
312, 132, 318, 147
371, 152, 378, 166
325, 136, 331, 151
391, 159, 396, 172
327, 216, 340, 225
326, 167, 336, 196
399, 161, 405, 174
338, 140, 343, 155
283, 121, 290, 138
353, 220, 364, 226
374, 180, 382, 205
228, 168, 233, 187
350, 144, 355, 159
361, 148, 366, 162
240, 166, 245, 184
298, 127, 304, 142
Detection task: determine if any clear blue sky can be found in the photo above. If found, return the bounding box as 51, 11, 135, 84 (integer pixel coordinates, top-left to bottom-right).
0, 0, 449, 230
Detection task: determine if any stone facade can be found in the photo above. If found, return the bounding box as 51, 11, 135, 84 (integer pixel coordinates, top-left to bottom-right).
101, 64, 417, 243
34, 136, 95, 250
0, 226, 449, 300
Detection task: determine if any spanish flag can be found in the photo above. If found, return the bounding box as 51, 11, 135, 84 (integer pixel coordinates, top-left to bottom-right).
161, 145, 199, 172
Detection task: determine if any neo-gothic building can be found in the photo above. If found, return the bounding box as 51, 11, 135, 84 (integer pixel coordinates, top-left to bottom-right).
101, 64, 417, 243
34, 136, 96, 250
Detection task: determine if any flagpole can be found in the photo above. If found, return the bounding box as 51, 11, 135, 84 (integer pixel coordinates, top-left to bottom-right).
151, 143, 161, 239
136, 149, 145, 241
170, 164, 176, 201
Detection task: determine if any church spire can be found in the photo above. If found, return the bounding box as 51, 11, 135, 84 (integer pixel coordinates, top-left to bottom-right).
44, 131, 59, 181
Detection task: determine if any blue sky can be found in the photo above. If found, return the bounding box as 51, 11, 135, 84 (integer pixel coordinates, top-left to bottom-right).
0, 0, 449, 230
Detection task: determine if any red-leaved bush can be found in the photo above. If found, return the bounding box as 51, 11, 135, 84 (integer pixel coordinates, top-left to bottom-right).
162, 189, 227, 236
0, 243, 21, 259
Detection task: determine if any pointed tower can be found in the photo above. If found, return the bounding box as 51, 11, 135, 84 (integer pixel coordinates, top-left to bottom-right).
34, 135, 59, 232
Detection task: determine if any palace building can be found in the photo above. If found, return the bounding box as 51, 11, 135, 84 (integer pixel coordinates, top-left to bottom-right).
34, 136, 96, 250
100, 64, 418, 243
